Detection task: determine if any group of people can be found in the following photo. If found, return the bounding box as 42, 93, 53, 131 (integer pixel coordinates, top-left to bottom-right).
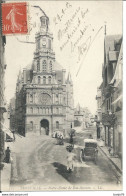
56, 132, 64, 145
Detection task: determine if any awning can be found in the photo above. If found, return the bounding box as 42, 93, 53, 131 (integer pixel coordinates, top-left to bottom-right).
112, 94, 122, 105
0, 122, 13, 138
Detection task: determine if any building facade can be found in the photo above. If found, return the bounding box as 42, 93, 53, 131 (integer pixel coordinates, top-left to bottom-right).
0, 1, 7, 161
15, 16, 74, 136
74, 104, 93, 129
96, 33, 122, 158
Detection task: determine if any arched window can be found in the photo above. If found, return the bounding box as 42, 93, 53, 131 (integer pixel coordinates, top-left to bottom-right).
30, 107, 33, 114
40, 107, 43, 114
56, 107, 59, 114
46, 108, 48, 114
38, 76, 41, 84
48, 76, 51, 84
49, 61, 52, 72
37, 107, 39, 114
56, 121, 59, 129
42, 60, 46, 72
43, 76, 46, 84
30, 94, 33, 103
56, 94, 59, 104
43, 107, 45, 114
30, 121, 33, 131
37, 60, 40, 71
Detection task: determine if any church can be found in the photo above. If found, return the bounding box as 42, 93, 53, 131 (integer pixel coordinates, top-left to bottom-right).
15, 15, 74, 136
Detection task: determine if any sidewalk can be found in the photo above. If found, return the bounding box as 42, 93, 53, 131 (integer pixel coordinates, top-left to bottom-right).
97, 139, 122, 179
1, 162, 11, 191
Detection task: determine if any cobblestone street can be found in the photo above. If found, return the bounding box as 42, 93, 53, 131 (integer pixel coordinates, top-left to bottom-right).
7, 128, 122, 191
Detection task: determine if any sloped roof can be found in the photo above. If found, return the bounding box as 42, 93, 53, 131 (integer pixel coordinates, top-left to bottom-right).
54, 61, 63, 71
104, 35, 122, 64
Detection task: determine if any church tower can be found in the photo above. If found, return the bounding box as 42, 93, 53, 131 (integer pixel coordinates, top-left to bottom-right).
32, 15, 55, 85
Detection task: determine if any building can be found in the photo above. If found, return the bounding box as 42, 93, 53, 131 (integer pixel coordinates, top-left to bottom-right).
9, 97, 16, 131
0, 1, 7, 161
96, 84, 103, 139
74, 104, 85, 127
74, 104, 93, 129
96, 32, 122, 158
14, 15, 74, 136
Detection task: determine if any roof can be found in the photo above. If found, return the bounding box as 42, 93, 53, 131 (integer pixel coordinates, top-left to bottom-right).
84, 139, 97, 143
54, 61, 63, 71
104, 35, 122, 64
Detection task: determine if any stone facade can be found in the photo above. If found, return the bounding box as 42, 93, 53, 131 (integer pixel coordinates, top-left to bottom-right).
74, 104, 93, 129
0, 1, 7, 160
15, 16, 74, 136
96, 33, 122, 157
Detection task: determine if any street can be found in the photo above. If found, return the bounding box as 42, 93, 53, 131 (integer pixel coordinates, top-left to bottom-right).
8, 127, 121, 191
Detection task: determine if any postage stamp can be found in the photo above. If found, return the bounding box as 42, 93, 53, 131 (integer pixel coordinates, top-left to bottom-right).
2, 2, 28, 35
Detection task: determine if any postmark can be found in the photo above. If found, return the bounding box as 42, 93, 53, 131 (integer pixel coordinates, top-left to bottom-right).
2, 2, 28, 35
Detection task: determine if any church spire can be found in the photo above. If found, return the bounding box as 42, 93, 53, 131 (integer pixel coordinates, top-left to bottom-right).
40, 15, 49, 33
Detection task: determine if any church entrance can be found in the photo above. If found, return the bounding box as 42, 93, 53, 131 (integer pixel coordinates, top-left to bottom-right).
40, 119, 49, 135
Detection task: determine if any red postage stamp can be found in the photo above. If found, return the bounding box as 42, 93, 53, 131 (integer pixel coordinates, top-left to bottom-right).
2, 2, 28, 35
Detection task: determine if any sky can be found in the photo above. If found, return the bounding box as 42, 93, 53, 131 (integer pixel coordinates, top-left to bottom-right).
4, 1, 122, 114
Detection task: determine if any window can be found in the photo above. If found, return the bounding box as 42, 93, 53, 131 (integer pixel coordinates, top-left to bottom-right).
48, 39, 51, 49
30, 107, 33, 114
49, 61, 52, 72
40, 107, 43, 114
43, 76, 46, 84
30, 94, 33, 103
46, 108, 48, 114
48, 76, 51, 84
37, 60, 40, 71
30, 121, 33, 131
42, 60, 46, 72
56, 94, 59, 103
56, 121, 59, 129
43, 108, 45, 114
56, 107, 59, 114
37, 107, 39, 114
38, 76, 41, 84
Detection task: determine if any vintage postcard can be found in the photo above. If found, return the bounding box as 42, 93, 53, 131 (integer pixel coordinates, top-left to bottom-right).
0, 0, 123, 192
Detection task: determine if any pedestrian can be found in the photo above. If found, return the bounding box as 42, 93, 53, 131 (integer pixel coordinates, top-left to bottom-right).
66, 147, 75, 172
5, 147, 11, 163
69, 133, 73, 144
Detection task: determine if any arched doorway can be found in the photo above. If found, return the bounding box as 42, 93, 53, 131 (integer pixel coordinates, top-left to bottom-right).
40, 119, 49, 135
